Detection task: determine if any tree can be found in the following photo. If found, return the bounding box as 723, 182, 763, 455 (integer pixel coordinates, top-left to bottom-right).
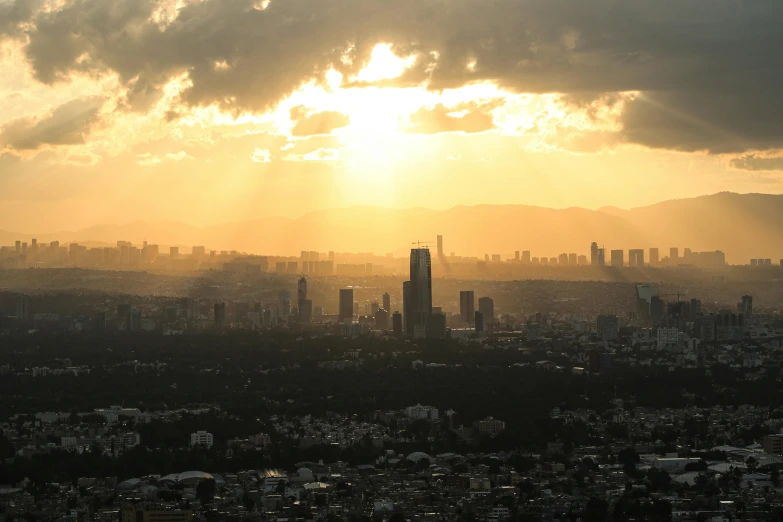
196, 478, 216, 505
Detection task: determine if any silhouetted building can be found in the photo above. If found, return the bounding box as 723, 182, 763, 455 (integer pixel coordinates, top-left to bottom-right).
214, 303, 226, 328
591, 242, 599, 266
117, 304, 131, 329
610, 250, 624, 268
460, 291, 475, 324
474, 311, 484, 333
739, 295, 753, 318
670, 247, 679, 263
650, 248, 659, 266
428, 312, 446, 339
478, 297, 494, 333
375, 308, 390, 331
650, 295, 665, 321
522, 251, 531, 264
128, 310, 142, 331
278, 290, 291, 317
437, 235, 444, 258
408, 248, 432, 337
392, 312, 403, 337
339, 288, 354, 323
629, 249, 644, 267
382, 292, 391, 314
16, 295, 30, 321
298, 299, 313, 323
596, 315, 619, 341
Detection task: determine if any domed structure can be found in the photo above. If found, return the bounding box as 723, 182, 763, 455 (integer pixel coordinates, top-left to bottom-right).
296, 468, 315, 481
406, 451, 432, 463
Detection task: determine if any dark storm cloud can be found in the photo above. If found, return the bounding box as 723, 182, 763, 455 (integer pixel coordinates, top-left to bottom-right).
0, 97, 103, 150
3, 0, 783, 152
290, 106, 349, 137
406, 102, 496, 134
730, 153, 783, 172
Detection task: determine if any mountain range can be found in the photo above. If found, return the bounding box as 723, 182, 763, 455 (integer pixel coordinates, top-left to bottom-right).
1, 192, 780, 264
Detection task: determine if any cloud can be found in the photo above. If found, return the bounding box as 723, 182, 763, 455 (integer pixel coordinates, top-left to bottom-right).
290, 148, 341, 162
251, 147, 271, 163
730, 152, 783, 172
290, 106, 350, 136
407, 102, 496, 134
4, 0, 783, 153
0, 97, 103, 151
135, 150, 193, 166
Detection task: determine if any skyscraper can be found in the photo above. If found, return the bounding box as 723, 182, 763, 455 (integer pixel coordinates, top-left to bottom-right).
478, 297, 494, 332
670, 248, 679, 263
522, 251, 531, 264
408, 248, 432, 337
610, 250, 624, 268
297, 277, 307, 305
437, 235, 444, 258
460, 291, 475, 324
214, 302, 226, 329
339, 288, 354, 323
383, 292, 391, 313
629, 249, 645, 267
590, 242, 599, 266
278, 290, 291, 317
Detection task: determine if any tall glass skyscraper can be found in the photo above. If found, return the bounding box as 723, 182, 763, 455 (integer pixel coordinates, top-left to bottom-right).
405, 248, 432, 337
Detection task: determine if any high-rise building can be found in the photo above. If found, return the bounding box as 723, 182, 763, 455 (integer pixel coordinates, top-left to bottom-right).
670, 248, 679, 263
649, 248, 660, 266
610, 250, 624, 268
590, 242, 599, 266
437, 235, 444, 258
515, 251, 520, 262
597, 248, 605, 266
558, 253, 569, 265
739, 295, 753, 317
339, 288, 354, 323
629, 249, 645, 267
214, 303, 226, 328
459, 291, 475, 324
16, 295, 29, 321
298, 299, 313, 323
392, 312, 403, 337
428, 312, 446, 339
522, 251, 531, 264
383, 292, 391, 314
568, 253, 577, 265
596, 315, 619, 341
474, 311, 484, 333
297, 277, 307, 304
278, 290, 291, 317
408, 248, 432, 335
478, 297, 494, 332
170, 246, 179, 259
375, 308, 390, 331
403, 281, 412, 335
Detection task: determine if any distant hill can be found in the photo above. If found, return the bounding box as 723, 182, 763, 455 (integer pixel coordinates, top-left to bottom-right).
1, 192, 780, 263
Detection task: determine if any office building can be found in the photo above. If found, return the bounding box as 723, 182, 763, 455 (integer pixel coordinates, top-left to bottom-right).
278, 290, 291, 317
590, 242, 599, 266
383, 292, 391, 314
16, 295, 30, 321
375, 309, 390, 331
403, 281, 411, 335
522, 251, 531, 264
478, 297, 494, 332
558, 253, 568, 265
170, 246, 179, 259
610, 250, 624, 268
474, 311, 484, 333
596, 315, 619, 341
739, 295, 753, 317
628, 249, 644, 267
649, 248, 659, 266
568, 253, 577, 265
514, 251, 520, 261
297, 276, 307, 302
437, 235, 444, 258
428, 312, 446, 339
339, 288, 354, 323
407, 248, 432, 336
214, 303, 226, 328
670, 247, 679, 263
392, 312, 403, 337
190, 430, 214, 448
460, 291, 475, 324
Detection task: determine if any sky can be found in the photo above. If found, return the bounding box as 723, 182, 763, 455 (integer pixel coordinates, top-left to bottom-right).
1, 0, 783, 232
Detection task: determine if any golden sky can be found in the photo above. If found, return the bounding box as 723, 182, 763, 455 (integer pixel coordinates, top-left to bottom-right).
1, 0, 782, 232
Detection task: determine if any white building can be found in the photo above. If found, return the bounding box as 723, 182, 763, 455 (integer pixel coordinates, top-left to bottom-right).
405, 404, 439, 420
191, 430, 214, 448
656, 327, 680, 350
